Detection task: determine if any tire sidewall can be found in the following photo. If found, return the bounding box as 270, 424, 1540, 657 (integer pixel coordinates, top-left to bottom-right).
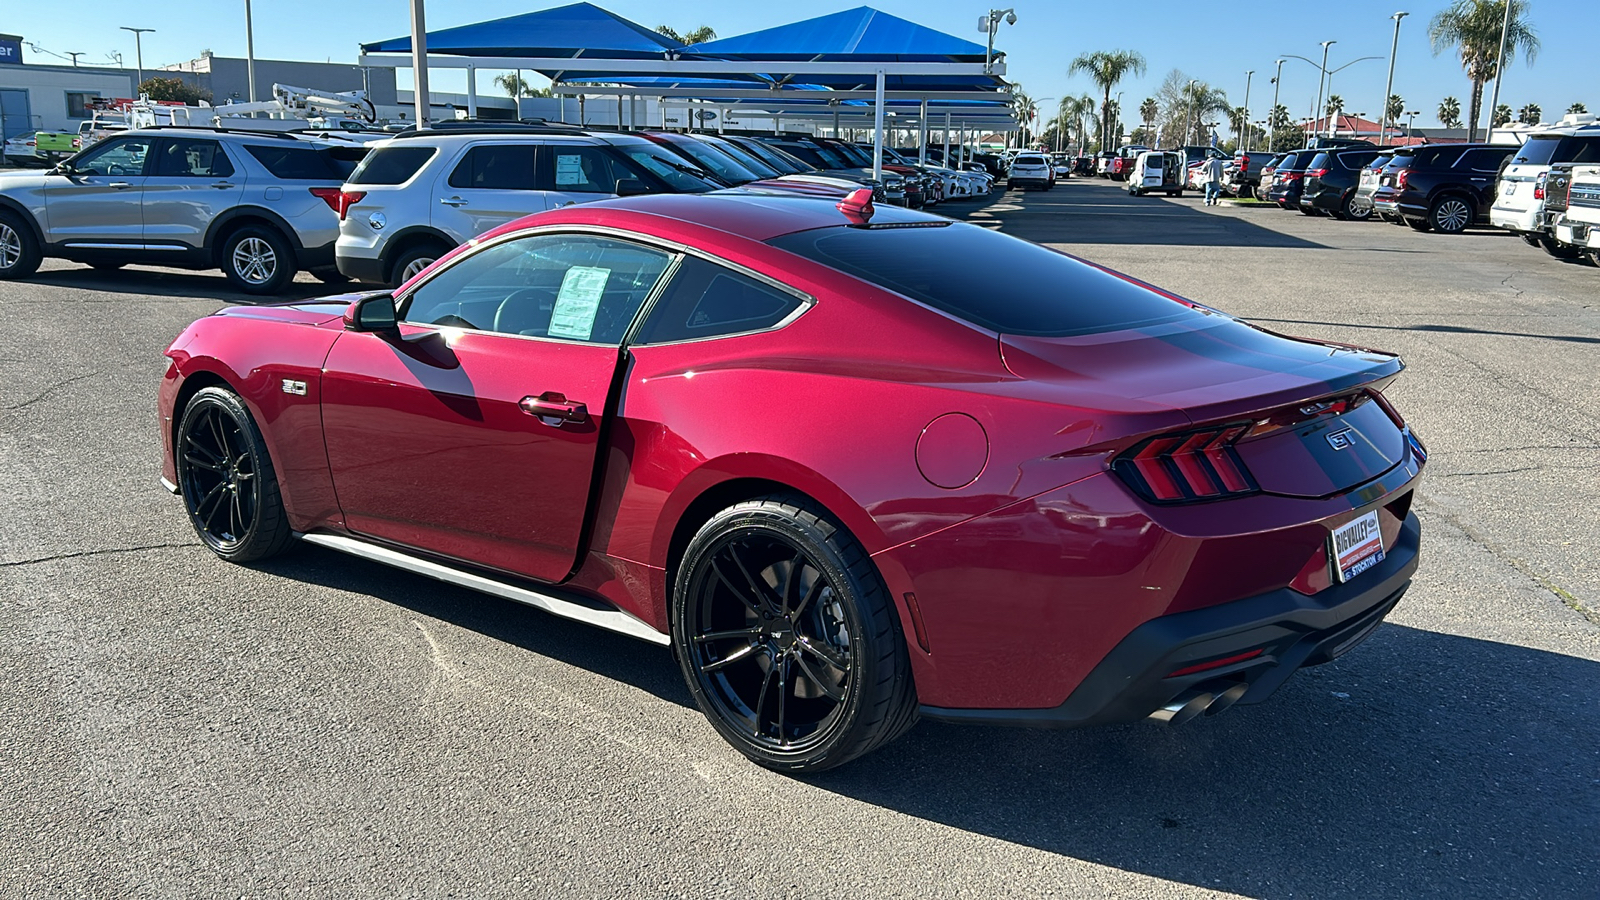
0, 212, 42, 279
222, 225, 295, 294
175, 386, 286, 562
671, 502, 882, 771
389, 246, 444, 289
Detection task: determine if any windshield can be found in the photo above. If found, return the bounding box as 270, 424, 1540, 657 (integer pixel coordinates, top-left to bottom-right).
697, 135, 781, 179
654, 136, 759, 185
808, 144, 855, 169
829, 142, 873, 166
733, 139, 814, 174
611, 144, 719, 192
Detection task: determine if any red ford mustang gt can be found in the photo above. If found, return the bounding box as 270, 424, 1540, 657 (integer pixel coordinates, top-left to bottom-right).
159, 187, 1425, 771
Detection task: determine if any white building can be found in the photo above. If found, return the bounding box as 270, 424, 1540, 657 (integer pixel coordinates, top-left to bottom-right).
0, 58, 137, 139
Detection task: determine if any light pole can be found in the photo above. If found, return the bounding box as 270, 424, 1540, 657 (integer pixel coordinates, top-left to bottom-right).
120, 27, 154, 92
1284, 51, 1383, 141
1379, 12, 1408, 144
1483, 0, 1513, 140
1269, 59, 1284, 151
1406, 110, 1418, 142
410, 0, 430, 127
1185, 79, 1198, 145
979, 9, 1017, 76
1032, 96, 1054, 150
1114, 90, 1124, 145
1242, 70, 1254, 151
1314, 41, 1335, 141
243, 0, 258, 103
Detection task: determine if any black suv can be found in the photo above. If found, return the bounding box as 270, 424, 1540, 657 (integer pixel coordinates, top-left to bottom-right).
1372, 143, 1516, 234
1264, 149, 1314, 209
1300, 147, 1383, 219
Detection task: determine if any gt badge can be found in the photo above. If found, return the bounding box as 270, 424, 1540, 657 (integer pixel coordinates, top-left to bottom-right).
281, 379, 308, 396
1326, 428, 1354, 451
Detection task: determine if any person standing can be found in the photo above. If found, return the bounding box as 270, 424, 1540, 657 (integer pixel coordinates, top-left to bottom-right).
1201, 155, 1226, 206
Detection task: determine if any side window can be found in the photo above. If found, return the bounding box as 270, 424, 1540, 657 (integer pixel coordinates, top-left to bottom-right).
544, 146, 627, 193
399, 233, 672, 344
1460, 149, 1511, 171
1566, 138, 1600, 165
70, 137, 153, 176
448, 144, 537, 190
153, 139, 235, 178
634, 256, 804, 345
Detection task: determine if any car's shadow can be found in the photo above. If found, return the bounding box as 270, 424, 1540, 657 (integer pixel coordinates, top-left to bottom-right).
260, 546, 1597, 898
953, 180, 1328, 250
31, 265, 341, 304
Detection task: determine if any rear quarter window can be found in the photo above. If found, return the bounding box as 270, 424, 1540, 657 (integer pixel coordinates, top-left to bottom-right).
767, 223, 1199, 338
244, 144, 368, 180
1511, 136, 1562, 167
1560, 136, 1600, 164
348, 146, 437, 185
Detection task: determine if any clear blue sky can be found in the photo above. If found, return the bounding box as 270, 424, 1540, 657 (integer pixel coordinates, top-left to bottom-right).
6, 0, 1591, 127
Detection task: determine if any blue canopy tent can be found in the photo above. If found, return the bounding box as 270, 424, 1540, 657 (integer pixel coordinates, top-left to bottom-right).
358, 3, 1014, 177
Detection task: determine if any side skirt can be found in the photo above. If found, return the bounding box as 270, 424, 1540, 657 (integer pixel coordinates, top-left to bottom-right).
298, 532, 670, 646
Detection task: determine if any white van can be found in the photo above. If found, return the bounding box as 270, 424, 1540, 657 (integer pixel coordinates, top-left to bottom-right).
1128, 150, 1185, 197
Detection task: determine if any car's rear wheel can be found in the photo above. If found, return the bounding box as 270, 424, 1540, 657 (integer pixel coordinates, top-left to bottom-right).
1406, 216, 1432, 232
673, 495, 916, 772
221, 225, 296, 294
175, 386, 293, 563
1538, 236, 1583, 260
1343, 194, 1373, 221
0, 212, 42, 280
1519, 232, 1543, 247
1429, 196, 1473, 234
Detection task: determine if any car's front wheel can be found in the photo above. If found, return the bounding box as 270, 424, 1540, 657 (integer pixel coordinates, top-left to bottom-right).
389, 245, 446, 288
673, 495, 917, 772
0, 212, 42, 280
175, 386, 294, 563
1429, 196, 1474, 234
221, 225, 296, 294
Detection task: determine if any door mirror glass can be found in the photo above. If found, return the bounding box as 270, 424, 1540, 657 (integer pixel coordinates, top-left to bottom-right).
613, 178, 650, 197
345, 293, 398, 333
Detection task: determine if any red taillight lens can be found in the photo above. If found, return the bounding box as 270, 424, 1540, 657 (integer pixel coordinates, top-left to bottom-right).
1394, 168, 1410, 189
309, 187, 365, 220
1308, 168, 1328, 177
1115, 425, 1256, 503
1534, 173, 1546, 201
1285, 172, 1304, 181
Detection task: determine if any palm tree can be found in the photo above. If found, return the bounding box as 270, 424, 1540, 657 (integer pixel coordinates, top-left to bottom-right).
1058, 95, 1098, 152
656, 25, 717, 45
1429, 0, 1540, 141
1569, 102, 1588, 115
1517, 103, 1542, 124
1386, 95, 1406, 131
1068, 50, 1147, 150
1439, 96, 1463, 128
1494, 104, 1514, 126
493, 72, 551, 99
1180, 81, 1230, 145
1012, 89, 1039, 147
1139, 97, 1159, 131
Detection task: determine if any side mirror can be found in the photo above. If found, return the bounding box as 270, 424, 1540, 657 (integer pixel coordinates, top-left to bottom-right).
613, 178, 651, 197
50, 163, 76, 176
344, 293, 398, 334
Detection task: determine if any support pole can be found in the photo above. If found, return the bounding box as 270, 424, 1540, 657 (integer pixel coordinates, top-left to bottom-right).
943, 111, 951, 166
466, 65, 477, 119
1484, 0, 1514, 140
1269, 59, 1284, 151
919, 98, 929, 164
872, 69, 886, 183
409, 0, 428, 127
1379, 13, 1408, 145
245, 0, 258, 103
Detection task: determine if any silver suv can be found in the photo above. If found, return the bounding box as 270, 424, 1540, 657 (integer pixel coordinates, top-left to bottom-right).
334, 125, 722, 287
0, 127, 368, 293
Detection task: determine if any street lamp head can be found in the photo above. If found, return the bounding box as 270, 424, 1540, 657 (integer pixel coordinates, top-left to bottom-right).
1005, 10, 1017, 25
1393, 11, 1409, 19
1321, 40, 1337, 50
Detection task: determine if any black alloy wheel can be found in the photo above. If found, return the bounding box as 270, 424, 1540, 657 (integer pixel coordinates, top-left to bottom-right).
175, 387, 293, 562
673, 496, 916, 772
1429, 196, 1474, 234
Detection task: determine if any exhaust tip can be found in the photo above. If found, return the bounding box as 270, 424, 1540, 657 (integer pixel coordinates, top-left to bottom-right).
1149, 690, 1214, 726
1204, 682, 1249, 717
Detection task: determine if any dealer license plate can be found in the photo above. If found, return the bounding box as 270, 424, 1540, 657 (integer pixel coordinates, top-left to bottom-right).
1331, 510, 1385, 583
1504, 182, 1517, 195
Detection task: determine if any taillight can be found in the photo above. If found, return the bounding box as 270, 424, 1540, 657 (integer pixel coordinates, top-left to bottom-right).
1534, 173, 1546, 201
1114, 425, 1256, 503
1285, 172, 1304, 182
1308, 168, 1328, 177
309, 187, 365, 220
1240, 154, 1250, 170
1394, 168, 1410, 189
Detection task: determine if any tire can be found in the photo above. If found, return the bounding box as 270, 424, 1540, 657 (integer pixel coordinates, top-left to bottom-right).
89, 261, 125, 272
220, 225, 296, 295
175, 386, 294, 563
672, 494, 917, 773
0, 212, 42, 280
388, 244, 447, 288
1343, 194, 1373, 221
1519, 232, 1542, 247
310, 266, 351, 284
1589, 250, 1600, 267
1428, 196, 1474, 235
1406, 216, 1432, 232
1538, 237, 1583, 260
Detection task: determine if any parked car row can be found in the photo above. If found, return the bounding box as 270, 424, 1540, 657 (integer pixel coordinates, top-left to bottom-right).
0, 121, 998, 293
1489, 118, 1600, 265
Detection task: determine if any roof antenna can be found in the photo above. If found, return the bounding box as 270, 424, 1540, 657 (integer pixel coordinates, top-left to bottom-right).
837, 187, 875, 223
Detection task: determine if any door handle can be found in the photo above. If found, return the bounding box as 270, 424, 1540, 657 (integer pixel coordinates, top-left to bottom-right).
211, 181, 235, 189
109, 182, 132, 190
519, 392, 587, 424
440, 196, 468, 207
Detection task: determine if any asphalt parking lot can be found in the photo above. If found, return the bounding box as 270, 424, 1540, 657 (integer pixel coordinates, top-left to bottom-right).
3, 177, 1597, 899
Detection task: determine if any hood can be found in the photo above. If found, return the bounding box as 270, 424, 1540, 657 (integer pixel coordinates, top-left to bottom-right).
212, 292, 387, 328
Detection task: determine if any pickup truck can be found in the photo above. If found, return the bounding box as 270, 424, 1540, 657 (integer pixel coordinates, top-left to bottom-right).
1227, 150, 1274, 198
1549, 163, 1600, 266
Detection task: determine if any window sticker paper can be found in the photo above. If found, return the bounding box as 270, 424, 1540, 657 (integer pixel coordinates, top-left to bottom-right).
548, 266, 611, 340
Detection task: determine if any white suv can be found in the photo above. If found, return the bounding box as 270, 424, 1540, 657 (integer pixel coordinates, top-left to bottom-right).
1008, 153, 1054, 191
1490, 117, 1600, 255
334, 125, 722, 287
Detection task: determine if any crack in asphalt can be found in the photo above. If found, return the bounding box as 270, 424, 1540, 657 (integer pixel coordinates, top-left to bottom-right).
2, 371, 100, 412
1415, 493, 1599, 626
1500, 272, 1525, 300
0, 543, 193, 569
1460, 444, 1600, 454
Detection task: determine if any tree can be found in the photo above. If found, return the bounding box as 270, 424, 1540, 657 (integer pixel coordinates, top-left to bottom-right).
1517, 102, 1542, 124
138, 76, 208, 104
1268, 103, 1301, 152
1057, 94, 1099, 152
1569, 102, 1588, 114
1439, 95, 1463, 128
1068, 50, 1147, 150
1494, 104, 1514, 126
1139, 97, 1159, 129
1012, 89, 1039, 146
656, 25, 716, 45
492, 72, 551, 99
1429, 0, 1540, 141
1324, 94, 1345, 118
1386, 94, 1407, 130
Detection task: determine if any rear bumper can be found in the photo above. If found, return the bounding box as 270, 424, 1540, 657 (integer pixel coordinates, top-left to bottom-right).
1553, 217, 1594, 248
1009, 176, 1051, 188
1490, 205, 1541, 233
336, 250, 387, 284
922, 512, 1420, 728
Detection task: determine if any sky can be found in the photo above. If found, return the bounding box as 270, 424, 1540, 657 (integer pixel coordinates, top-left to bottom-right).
6, 0, 1593, 128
